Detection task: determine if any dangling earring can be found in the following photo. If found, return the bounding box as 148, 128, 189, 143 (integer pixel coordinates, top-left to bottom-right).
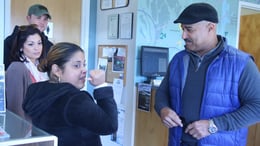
58, 77, 61, 83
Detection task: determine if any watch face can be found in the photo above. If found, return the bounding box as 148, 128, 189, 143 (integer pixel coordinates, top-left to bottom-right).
209, 127, 217, 133
208, 119, 218, 134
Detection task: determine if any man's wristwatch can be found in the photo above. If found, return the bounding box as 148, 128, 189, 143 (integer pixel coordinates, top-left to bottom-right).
208, 119, 218, 134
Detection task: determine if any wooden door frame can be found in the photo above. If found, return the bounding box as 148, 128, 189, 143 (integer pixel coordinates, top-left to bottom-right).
236, 1, 260, 48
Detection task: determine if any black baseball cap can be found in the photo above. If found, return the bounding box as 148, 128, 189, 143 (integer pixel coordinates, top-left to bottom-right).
174, 3, 218, 24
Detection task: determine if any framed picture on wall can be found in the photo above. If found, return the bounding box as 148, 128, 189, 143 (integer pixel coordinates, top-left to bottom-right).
100, 0, 129, 10
119, 12, 133, 39
114, 0, 129, 8
107, 14, 119, 39
100, 0, 113, 10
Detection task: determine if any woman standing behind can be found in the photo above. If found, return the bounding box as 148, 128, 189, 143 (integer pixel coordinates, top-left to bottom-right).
23, 42, 118, 146
6, 24, 48, 118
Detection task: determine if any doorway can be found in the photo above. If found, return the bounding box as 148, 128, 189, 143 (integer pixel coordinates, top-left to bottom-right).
238, 2, 260, 68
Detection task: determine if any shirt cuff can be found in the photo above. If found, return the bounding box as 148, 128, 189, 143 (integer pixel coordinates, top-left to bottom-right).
94, 82, 109, 89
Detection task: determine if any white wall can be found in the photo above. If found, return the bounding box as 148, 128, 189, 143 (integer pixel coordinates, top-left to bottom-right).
96, 0, 138, 146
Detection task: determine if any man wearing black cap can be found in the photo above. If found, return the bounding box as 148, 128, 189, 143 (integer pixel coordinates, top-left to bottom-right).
155, 3, 260, 146
3, 4, 53, 70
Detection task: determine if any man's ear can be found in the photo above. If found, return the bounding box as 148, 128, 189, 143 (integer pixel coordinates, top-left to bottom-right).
26, 16, 31, 23
51, 64, 61, 77
207, 22, 216, 32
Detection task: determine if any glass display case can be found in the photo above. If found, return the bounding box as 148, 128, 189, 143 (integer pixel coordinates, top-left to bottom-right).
0, 110, 58, 146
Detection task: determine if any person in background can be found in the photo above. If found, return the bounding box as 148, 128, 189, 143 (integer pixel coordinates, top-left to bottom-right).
4, 3, 53, 70
6, 24, 48, 118
23, 42, 118, 146
154, 2, 260, 146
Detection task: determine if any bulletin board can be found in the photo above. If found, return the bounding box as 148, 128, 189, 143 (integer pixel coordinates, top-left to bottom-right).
98, 45, 127, 86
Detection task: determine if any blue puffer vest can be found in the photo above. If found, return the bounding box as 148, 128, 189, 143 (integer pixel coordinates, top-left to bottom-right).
167, 43, 250, 146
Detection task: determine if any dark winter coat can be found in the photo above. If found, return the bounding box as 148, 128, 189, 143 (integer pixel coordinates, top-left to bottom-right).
23, 81, 118, 146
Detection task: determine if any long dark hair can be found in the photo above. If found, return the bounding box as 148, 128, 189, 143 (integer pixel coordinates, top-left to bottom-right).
10, 24, 46, 63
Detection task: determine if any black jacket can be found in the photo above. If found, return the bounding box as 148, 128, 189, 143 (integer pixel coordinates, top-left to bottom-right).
3, 25, 53, 70
23, 81, 118, 146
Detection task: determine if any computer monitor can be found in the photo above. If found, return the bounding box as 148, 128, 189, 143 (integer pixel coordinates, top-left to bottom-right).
141, 46, 169, 82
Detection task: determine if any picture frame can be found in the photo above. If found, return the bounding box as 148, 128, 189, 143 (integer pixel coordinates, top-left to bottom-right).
114, 0, 129, 8
119, 12, 133, 39
107, 14, 119, 39
100, 0, 129, 10
100, 0, 113, 10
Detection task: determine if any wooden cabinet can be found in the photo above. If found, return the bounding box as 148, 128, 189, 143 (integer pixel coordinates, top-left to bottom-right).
134, 87, 168, 146
247, 124, 260, 146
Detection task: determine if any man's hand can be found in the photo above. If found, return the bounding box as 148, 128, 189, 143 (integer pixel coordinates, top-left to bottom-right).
160, 107, 183, 128
184, 120, 211, 140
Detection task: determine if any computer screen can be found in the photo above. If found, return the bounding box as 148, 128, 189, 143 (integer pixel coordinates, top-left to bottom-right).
141, 46, 169, 79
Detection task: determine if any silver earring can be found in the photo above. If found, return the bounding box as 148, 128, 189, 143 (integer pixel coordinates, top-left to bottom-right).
58, 77, 61, 83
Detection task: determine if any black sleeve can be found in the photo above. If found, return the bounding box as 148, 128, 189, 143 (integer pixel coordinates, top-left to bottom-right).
4, 26, 19, 70
65, 87, 118, 135
4, 36, 13, 70
45, 38, 53, 52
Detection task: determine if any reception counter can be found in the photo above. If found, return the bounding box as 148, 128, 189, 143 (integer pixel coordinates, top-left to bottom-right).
0, 110, 57, 146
